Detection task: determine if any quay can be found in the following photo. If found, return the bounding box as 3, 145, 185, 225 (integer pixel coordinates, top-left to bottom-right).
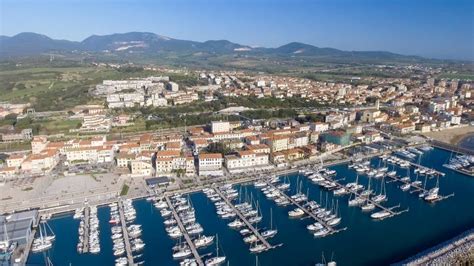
118, 200, 134, 266
164, 196, 204, 266
265, 181, 347, 235
83, 206, 90, 253
212, 186, 276, 251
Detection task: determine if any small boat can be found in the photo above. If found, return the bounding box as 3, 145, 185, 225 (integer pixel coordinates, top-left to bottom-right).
205, 234, 226, 266
400, 183, 411, 191
313, 228, 330, 238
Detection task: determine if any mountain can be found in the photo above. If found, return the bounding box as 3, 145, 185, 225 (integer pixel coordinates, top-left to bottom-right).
0, 31, 423, 62
0, 32, 81, 56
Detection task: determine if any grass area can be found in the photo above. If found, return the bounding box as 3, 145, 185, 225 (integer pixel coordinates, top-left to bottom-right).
120, 184, 130, 196
438, 73, 474, 80
0, 142, 31, 152
37, 119, 82, 135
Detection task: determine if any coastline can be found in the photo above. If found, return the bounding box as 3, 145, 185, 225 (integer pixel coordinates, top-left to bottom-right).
397, 228, 474, 265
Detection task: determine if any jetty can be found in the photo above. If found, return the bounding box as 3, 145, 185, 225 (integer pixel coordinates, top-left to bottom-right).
164, 196, 204, 266
83, 206, 90, 253
386, 175, 454, 202
118, 200, 134, 265
212, 186, 276, 251
265, 182, 347, 235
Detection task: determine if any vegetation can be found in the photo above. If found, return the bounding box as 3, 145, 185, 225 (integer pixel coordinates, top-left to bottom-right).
120, 184, 130, 196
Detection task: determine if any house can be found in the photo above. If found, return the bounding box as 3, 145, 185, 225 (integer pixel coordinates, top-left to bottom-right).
224, 150, 269, 172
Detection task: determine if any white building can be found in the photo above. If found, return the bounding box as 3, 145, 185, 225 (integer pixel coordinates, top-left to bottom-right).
211, 121, 230, 134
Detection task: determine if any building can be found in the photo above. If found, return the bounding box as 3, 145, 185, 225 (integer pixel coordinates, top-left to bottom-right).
225, 150, 269, 172
211, 121, 230, 134
31, 136, 48, 154
166, 82, 179, 92
198, 153, 223, 176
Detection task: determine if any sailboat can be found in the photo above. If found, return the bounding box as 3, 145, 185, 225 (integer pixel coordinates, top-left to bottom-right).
205, 234, 226, 266
261, 208, 277, 239
372, 178, 387, 203
424, 176, 440, 202
400, 168, 411, 191
327, 201, 342, 226
32, 221, 54, 253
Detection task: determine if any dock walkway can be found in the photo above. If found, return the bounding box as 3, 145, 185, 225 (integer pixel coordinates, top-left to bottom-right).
213, 186, 274, 250
118, 200, 134, 266
164, 196, 204, 266
386, 175, 454, 202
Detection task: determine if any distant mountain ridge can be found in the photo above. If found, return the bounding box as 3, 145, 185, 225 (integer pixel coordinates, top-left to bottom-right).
0, 31, 422, 61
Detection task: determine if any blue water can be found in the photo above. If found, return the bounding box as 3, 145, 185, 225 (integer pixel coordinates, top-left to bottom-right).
27, 148, 474, 265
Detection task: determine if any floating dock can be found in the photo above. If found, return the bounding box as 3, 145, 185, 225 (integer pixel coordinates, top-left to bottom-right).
118, 200, 134, 266
164, 196, 204, 266
212, 186, 276, 251
386, 175, 455, 203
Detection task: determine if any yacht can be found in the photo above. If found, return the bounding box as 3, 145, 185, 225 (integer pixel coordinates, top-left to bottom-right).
228, 220, 244, 229
205, 234, 226, 266
307, 222, 324, 231
288, 208, 305, 218
249, 243, 267, 253
194, 235, 214, 248
361, 202, 375, 212
313, 228, 330, 238
173, 248, 192, 259
370, 210, 391, 220
400, 183, 411, 191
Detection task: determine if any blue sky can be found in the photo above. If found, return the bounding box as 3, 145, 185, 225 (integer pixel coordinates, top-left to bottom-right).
1, 0, 473, 60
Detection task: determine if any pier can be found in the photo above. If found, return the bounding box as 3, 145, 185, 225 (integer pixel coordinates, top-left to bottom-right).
265, 182, 347, 235
386, 175, 455, 202
212, 186, 275, 250
406, 161, 446, 176
164, 196, 204, 266
118, 200, 134, 265
83, 206, 90, 253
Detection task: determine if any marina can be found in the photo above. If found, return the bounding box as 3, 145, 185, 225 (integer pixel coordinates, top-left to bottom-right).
23, 147, 474, 265
212, 186, 274, 251
163, 195, 204, 266
117, 200, 135, 265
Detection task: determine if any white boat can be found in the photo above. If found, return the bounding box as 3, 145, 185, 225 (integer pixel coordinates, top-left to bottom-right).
361, 202, 375, 212
249, 243, 267, 253
307, 222, 324, 231
400, 183, 411, 191
370, 210, 391, 220
194, 235, 214, 248
205, 234, 226, 266
313, 228, 330, 238
173, 248, 192, 259
288, 208, 305, 218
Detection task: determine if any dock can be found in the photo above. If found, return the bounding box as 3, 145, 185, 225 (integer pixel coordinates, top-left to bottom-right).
386, 175, 455, 202
118, 200, 134, 266
265, 182, 347, 235
164, 196, 204, 266
212, 186, 275, 250
83, 206, 90, 253
406, 161, 445, 176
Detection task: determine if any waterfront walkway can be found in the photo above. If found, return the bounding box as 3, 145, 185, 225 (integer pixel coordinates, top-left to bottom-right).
213, 186, 275, 251
118, 200, 134, 265
164, 196, 204, 266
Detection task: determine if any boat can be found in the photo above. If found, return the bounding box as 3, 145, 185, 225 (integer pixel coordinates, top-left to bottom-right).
370, 210, 391, 220
173, 248, 192, 259
313, 228, 330, 238
361, 202, 375, 212
288, 208, 305, 218
400, 183, 411, 191
249, 242, 267, 253
205, 234, 226, 266
194, 235, 214, 248
307, 222, 324, 231
261, 208, 277, 239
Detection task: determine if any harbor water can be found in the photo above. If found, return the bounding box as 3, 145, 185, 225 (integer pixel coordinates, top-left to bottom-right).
27, 148, 474, 265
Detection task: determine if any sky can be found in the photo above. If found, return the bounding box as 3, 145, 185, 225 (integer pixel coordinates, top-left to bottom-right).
1, 0, 473, 60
